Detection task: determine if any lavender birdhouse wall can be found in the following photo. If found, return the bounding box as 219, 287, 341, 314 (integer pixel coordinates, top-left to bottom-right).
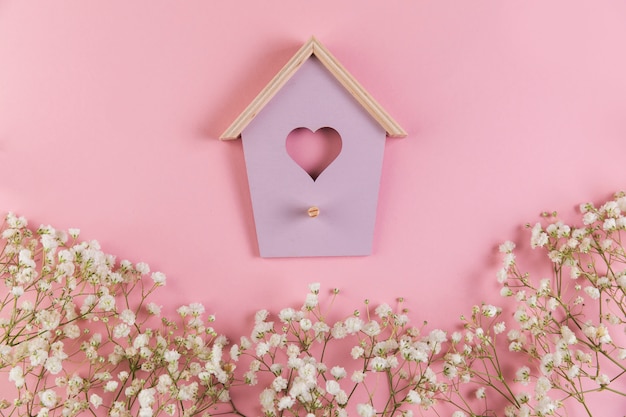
221, 38, 406, 257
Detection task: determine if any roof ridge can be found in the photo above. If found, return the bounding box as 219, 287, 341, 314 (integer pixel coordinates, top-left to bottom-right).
220, 37, 406, 140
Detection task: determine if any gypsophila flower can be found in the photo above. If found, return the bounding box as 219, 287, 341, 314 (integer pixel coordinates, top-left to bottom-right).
357, 403, 376, 417
0, 212, 236, 417
351, 370, 366, 383
481, 304, 499, 317
89, 394, 103, 409
277, 395, 295, 410
515, 366, 531, 385
7, 194, 626, 417
331, 366, 347, 379
584, 286, 600, 300
151, 271, 166, 285
38, 390, 57, 408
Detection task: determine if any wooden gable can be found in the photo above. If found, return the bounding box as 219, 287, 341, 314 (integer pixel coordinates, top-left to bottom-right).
220, 37, 407, 140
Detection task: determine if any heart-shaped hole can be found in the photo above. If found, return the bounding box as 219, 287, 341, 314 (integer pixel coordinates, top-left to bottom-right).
286, 127, 342, 181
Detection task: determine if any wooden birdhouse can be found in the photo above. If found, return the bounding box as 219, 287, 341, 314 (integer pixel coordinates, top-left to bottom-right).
221, 37, 406, 257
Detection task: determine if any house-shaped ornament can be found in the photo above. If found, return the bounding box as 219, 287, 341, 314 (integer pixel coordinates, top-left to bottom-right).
221, 37, 406, 257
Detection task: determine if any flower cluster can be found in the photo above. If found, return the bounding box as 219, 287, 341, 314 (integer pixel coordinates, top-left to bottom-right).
4, 191, 626, 417
0, 213, 235, 417
232, 283, 486, 417
453, 191, 626, 416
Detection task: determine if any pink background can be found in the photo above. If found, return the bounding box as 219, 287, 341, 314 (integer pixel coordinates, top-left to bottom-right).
2, 2, 626, 414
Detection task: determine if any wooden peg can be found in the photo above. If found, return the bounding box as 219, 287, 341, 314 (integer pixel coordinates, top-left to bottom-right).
307, 206, 320, 218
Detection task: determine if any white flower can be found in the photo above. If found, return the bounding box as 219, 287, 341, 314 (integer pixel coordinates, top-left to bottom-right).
481, 304, 499, 317
98, 294, 116, 311
513, 308, 529, 324
164, 349, 181, 363
63, 323, 81, 339
163, 404, 176, 416
567, 365, 580, 379
370, 356, 388, 371
177, 382, 198, 401
147, 302, 161, 315
90, 394, 103, 408
406, 389, 421, 404
530, 223, 549, 248
120, 309, 136, 325
278, 308, 296, 323
133, 333, 150, 349
375, 303, 392, 318
157, 374, 173, 393
493, 322, 506, 334
560, 325, 577, 345
259, 389, 275, 411
351, 370, 366, 383
499, 241, 516, 253
151, 271, 166, 285
303, 293, 318, 309
597, 324, 612, 344
39, 389, 58, 408
584, 286, 600, 300
335, 389, 348, 405
256, 342, 270, 357
113, 323, 131, 339
309, 282, 320, 293
535, 376, 552, 398
596, 373, 611, 386
363, 321, 381, 336
331, 366, 347, 379
37, 309, 62, 331
496, 268, 508, 283
535, 397, 557, 415
547, 297, 559, 310
344, 317, 363, 334
189, 302, 205, 316
331, 322, 348, 339
255, 309, 269, 323
583, 211, 598, 225
503, 253, 515, 268
104, 380, 119, 392
357, 403, 376, 417
326, 379, 341, 395
452, 412, 467, 417
30, 348, 49, 366
428, 329, 447, 353
603, 218, 617, 230
139, 408, 153, 417
277, 395, 295, 410
515, 366, 530, 385
299, 318, 312, 331
313, 321, 330, 336
44, 356, 63, 374
138, 388, 156, 408
272, 376, 288, 392
540, 353, 560, 376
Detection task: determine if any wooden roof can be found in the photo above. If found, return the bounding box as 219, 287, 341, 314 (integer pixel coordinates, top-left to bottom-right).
220, 37, 407, 140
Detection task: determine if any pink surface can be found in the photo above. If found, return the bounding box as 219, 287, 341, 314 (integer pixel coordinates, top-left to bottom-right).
286, 127, 342, 182
1, 2, 626, 414
241, 57, 387, 257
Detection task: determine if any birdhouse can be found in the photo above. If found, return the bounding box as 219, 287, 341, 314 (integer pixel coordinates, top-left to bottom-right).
221, 37, 406, 257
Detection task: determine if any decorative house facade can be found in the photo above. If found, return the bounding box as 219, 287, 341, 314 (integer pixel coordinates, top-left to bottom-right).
221, 37, 406, 257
